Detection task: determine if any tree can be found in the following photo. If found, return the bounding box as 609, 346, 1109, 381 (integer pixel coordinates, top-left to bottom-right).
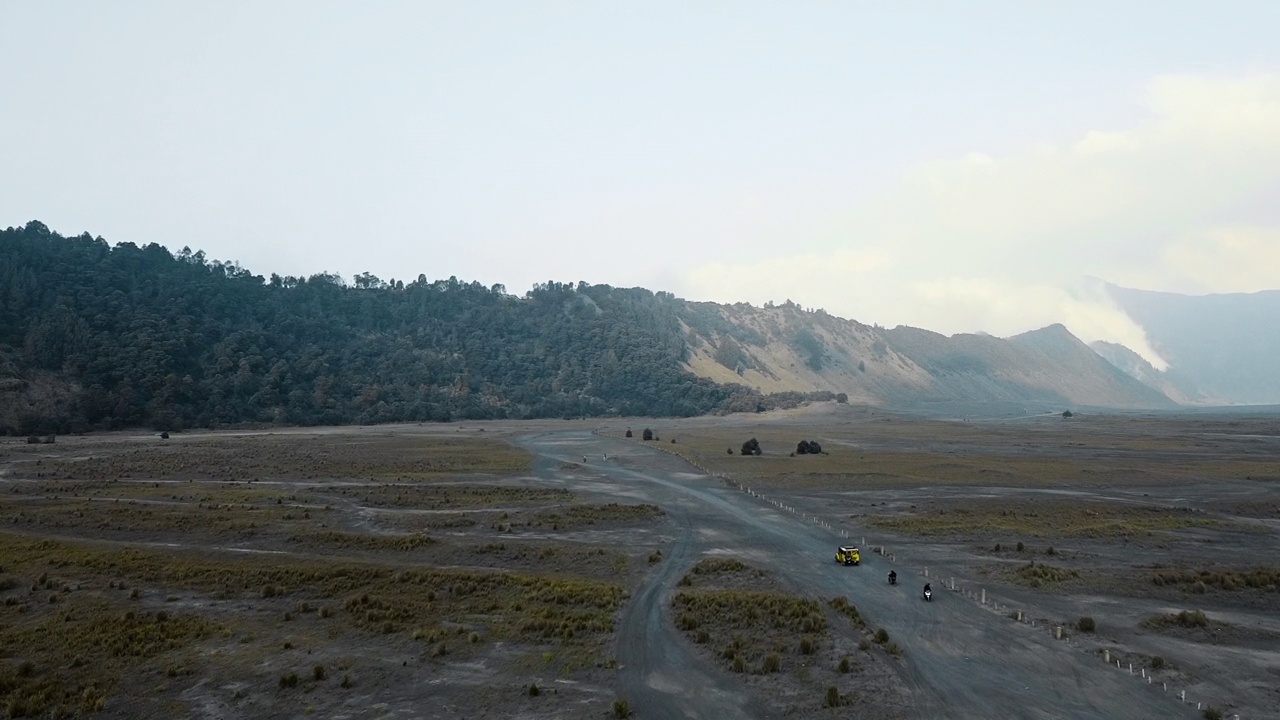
835, 393, 848, 404
796, 439, 822, 455
642, 428, 654, 441
1062, 410, 1074, 418
741, 437, 761, 456
625, 428, 633, 438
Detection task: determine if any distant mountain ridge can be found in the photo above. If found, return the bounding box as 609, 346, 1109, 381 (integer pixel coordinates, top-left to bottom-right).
680, 303, 1174, 411
1, 221, 1175, 434
1103, 283, 1280, 405
1088, 340, 1212, 405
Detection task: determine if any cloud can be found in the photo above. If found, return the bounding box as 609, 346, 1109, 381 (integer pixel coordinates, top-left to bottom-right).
680, 73, 1280, 365
1161, 226, 1280, 294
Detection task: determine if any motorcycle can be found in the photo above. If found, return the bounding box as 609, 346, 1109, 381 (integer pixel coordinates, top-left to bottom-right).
923, 584, 932, 602
888, 571, 897, 586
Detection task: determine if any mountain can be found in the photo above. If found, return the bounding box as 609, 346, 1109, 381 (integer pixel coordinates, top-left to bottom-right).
1105, 283, 1280, 405
0, 222, 1174, 434
681, 303, 1174, 411
1088, 340, 1212, 405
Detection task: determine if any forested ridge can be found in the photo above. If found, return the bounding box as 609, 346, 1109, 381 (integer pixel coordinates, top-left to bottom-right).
1, 221, 752, 434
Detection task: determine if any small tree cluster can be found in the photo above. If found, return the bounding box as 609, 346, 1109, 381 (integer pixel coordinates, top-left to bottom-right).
741, 438, 762, 456
795, 440, 823, 455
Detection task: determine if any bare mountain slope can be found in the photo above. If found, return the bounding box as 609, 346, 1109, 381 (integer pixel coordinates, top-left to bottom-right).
1089, 340, 1213, 405
1105, 283, 1280, 404
679, 303, 1176, 410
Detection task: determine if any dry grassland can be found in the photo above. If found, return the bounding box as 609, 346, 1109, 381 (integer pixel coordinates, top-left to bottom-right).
610, 417, 1279, 490
670, 558, 900, 717
0, 430, 659, 718
867, 500, 1229, 539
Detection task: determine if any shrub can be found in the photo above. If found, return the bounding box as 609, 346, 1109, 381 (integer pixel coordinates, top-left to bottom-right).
741, 438, 761, 456
613, 699, 631, 718
1016, 541, 1025, 552
799, 636, 816, 655
824, 686, 841, 708
625, 429, 633, 438
874, 628, 889, 644
313, 665, 326, 681
732, 656, 745, 673
528, 683, 540, 697
1202, 707, 1222, 720
341, 674, 353, 688
837, 656, 851, 673
279, 672, 298, 689
1151, 656, 1166, 670
762, 653, 781, 673
1077, 617, 1095, 633
642, 428, 653, 441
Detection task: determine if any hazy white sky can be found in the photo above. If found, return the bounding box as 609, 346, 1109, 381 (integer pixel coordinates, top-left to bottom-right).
3, 2, 1278, 361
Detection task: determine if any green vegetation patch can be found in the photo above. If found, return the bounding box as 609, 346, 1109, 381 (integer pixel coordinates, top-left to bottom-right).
1142, 610, 1211, 630
0, 596, 222, 718
689, 558, 748, 575
673, 589, 827, 636
868, 500, 1224, 539
342, 483, 572, 510
524, 503, 664, 529
829, 596, 868, 630
0, 532, 624, 646
1008, 561, 1080, 588
0, 496, 326, 538
1151, 567, 1280, 593
33, 435, 532, 483
672, 588, 828, 675
288, 531, 435, 552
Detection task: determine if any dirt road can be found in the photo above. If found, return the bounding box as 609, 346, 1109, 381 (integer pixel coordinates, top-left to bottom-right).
520, 431, 1199, 720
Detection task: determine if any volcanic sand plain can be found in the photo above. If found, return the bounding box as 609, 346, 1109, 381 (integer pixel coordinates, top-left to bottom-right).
0, 405, 1276, 719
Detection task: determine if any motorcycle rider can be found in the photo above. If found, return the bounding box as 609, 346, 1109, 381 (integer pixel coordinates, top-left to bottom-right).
888, 570, 897, 585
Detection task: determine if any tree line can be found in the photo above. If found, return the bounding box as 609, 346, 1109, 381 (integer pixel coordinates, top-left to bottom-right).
2, 221, 761, 434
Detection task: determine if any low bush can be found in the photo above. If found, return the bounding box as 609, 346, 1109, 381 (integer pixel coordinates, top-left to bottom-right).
824, 686, 841, 708
1142, 609, 1209, 630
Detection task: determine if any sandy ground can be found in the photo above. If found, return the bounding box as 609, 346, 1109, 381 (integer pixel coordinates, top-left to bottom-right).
1, 406, 1276, 719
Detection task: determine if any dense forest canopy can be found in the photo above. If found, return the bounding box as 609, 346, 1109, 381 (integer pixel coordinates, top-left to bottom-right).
1, 221, 769, 434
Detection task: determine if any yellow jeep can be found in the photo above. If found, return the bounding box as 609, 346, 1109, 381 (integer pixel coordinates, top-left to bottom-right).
835, 546, 861, 566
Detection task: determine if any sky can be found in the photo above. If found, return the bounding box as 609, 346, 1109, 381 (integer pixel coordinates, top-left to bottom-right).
3, 2, 1278, 365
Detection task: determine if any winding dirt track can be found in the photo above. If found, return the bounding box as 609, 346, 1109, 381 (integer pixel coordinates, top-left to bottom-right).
520, 431, 1199, 720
